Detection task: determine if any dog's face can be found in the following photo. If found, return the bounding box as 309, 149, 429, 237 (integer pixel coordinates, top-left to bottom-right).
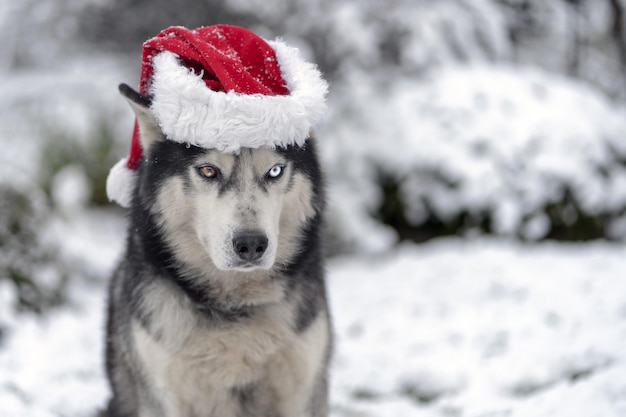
123, 85, 321, 273
187, 147, 293, 270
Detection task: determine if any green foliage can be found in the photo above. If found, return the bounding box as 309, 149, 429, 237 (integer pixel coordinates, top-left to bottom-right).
398, 381, 442, 405
40, 119, 120, 206
351, 387, 381, 401
374, 170, 620, 243
0, 114, 120, 323
0, 185, 67, 313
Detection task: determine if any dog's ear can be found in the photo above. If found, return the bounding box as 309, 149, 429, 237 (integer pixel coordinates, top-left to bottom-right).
119, 83, 163, 151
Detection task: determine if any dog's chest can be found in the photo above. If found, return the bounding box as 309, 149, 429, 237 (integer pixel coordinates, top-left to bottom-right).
132, 302, 295, 414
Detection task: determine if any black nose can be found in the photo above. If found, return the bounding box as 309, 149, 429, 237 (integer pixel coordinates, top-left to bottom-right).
232, 233, 268, 262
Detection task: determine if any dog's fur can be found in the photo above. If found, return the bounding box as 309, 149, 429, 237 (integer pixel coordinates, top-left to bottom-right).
105, 84, 332, 417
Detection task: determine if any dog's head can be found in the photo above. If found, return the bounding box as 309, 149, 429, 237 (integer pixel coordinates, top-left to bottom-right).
121, 84, 323, 273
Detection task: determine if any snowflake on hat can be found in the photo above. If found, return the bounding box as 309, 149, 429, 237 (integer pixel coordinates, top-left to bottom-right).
106, 24, 328, 207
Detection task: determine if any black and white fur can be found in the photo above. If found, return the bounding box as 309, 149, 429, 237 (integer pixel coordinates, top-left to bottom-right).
105, 84, 332, 417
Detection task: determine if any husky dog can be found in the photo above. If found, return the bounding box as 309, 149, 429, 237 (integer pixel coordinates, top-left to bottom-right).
104, 84, 332, 417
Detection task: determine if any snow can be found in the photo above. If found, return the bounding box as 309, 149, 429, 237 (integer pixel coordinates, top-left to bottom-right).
329, 240, 626, 416
0, 54, 134, 191
51, 164, 92, 213
1, 211, 625, 417
322, 64, 626, 249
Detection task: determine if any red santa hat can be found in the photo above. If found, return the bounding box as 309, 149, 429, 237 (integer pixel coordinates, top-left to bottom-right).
106, 24, 328, 207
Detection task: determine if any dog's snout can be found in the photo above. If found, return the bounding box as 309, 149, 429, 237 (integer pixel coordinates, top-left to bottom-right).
233, 232, 268, 262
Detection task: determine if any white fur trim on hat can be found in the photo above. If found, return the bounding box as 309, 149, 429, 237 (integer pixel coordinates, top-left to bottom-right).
106, 157, 135, 207
149, 41, 328, 153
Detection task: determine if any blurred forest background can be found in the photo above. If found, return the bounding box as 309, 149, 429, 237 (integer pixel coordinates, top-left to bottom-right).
2, 0, 626, 325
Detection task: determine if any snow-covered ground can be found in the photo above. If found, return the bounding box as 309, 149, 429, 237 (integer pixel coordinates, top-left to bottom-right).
330, 240, 626, 417
0, 211, 624, 417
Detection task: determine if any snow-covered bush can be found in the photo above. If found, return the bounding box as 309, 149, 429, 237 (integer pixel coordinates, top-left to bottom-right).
323, 64, 626, 251
0, 50, 133, 207
496, 0, 626, 100
40, 119, 126, 206
0, 1, 132, 323
0, 81, 125, 320
0, 185, 66, 314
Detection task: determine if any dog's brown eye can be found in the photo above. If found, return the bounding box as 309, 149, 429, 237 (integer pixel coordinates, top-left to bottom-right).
198, 165, 219, 179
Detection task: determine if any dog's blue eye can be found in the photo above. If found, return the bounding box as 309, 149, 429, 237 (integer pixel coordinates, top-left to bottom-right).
198, 165, 219, 179
267, 165, 284, 179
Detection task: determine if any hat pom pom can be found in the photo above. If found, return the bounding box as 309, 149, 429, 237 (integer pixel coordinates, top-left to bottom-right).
106, 157, 135, 208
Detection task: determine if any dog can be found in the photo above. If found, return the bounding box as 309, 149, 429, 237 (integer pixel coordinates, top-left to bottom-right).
104, 83, 332, 417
